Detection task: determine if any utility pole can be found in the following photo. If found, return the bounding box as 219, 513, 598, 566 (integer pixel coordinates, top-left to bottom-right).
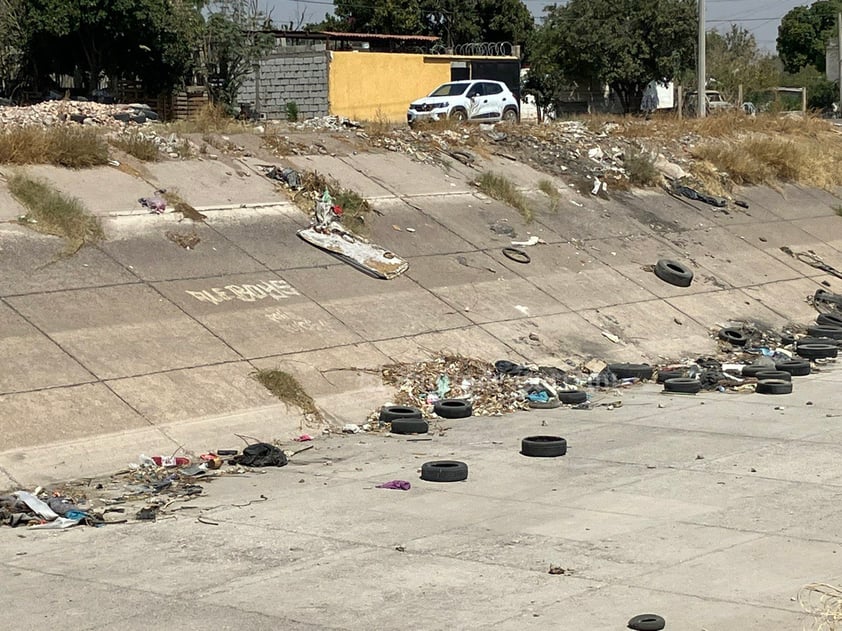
838, 12, 842, 113
698, 0, 706, 118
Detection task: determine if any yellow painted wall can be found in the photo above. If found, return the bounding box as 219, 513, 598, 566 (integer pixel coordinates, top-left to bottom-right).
328, 52, 451, 123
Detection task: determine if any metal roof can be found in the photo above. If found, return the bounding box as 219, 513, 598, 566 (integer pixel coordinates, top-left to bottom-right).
319, 31, 440, 42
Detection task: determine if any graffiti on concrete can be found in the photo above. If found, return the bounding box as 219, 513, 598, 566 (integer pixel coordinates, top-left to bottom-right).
266, 307, 331, 333
186, 279, 299, 305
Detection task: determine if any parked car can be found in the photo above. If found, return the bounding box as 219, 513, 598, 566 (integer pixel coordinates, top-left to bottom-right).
407, 80, 519, 125
685, 90, 734, 115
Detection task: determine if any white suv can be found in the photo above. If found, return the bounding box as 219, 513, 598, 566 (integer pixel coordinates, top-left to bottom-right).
407, 80, 519, 125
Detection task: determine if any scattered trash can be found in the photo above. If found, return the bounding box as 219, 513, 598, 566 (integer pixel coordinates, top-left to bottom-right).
230, 443, 288, 467
262, 165, 302, 190
293, 434, 313, 442
671, 180, 726, 207
511, 236, 543, 247
502, 247, 530, 264
342, 423, 362, 434
375, 480, 411, 490
138, 190, 167, 214
781, 247, 842, 280
548, 565, 571, 575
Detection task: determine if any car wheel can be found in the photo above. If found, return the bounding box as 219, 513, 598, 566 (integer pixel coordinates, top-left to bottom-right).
433, 399, 473, 419
627, 614, 666, 631
607, 363, 654, 380
421, 460, 468, 482
502, 107, 518, 123
450, 109, 467, 122
379, 405, 423, 424
558, 390, 588, 404
521, 435, 567, 457
390, 418, 429, 435
719, 327, 748, 346
756, 379, 793, 395
654, 259, 693, 287
775, 359, 811, 376
663, 377, 702, 394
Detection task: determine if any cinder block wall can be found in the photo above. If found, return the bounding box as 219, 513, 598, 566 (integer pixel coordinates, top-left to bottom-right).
239, 47, 329, 120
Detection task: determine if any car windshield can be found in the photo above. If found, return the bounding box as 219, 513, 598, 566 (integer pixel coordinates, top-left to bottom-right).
429, 83, 468, 97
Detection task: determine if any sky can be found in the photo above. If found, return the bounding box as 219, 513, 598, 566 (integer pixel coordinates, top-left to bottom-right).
263, 0, 811, 52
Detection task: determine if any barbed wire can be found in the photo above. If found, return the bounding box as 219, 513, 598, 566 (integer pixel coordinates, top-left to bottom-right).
452, 42, 514, 56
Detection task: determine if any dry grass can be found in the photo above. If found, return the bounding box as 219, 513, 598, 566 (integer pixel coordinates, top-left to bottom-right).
253, 368, 323, 421
363, 108, 395, 137
624, 149, 661, 187
165, 102, 247, 135
474, 171, 533, 222
109, 130, 160, 161
9, 173, 104, 253
538, 178, 561, 211
0, 126, 109, 168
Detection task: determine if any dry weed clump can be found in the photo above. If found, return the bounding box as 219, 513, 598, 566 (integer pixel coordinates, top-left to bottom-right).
109, 130, 160, 161
166, 102, 245, 135
0, 126, 109, 168
9, 173, 104, 253
474, 171, 533, 222
253, 368, 323, 422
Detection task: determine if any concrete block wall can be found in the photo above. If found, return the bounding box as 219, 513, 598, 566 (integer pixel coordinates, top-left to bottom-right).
239, 47, 328, 120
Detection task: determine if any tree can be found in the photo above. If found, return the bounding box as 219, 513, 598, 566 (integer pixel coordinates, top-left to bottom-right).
19, 0, 201, 96
706, 25, 780, 102
529, 0, 697, 113
199, 0, 276, 108
322, 0, 533, 49
777, 0, 842, 74
0, 0, 26, 97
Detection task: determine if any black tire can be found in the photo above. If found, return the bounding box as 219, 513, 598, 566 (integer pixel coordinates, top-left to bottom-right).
529, 398, 561, 409
654, 259, 693, 287
558, 390, 588, 404
742, 364, 773, 378
807, 324, 842, 340
608, 363, 654, 380
433, 399, 473, 419
797, 343, 839, 359
797, 336, 842, 348
521, 435, 567, 457
627, 614, 666, 631
817, 312, 842, 327
656, 369, 684, 383
780, 333, 796, 346
450, 108, 467, 122
502, 247, 530, 264
113, 112, 132, 122
502, 107, 519, 123
69, 114, 86, 124
420, 460, 468, 482
756, 378, 793, 395
379, 405, 423, 424
719, 327, 748, 346
390, 418, 429, 434
754, 370, 792, 382
775, 359, 811, 376
663, 377, 702, 394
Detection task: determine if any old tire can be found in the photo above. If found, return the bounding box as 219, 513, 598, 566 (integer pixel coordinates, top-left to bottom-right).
807, 324, 842, 340
627, 614, 666, 631
529, 398, 561, 409
502, 247, 531, 264
390, 418, 429, 434
756, 379, 793, 395
521, 435, 567, 457
420, 460, 468, 482
754, 370, 792, 382
654, 259, 693, 287
380, 405, 423, 424
798, 336, 842, 348
656, 369, 684, 383
450, 108, 467, 122
775, 359, 811, 376
719, 327, 748, 346
797, 343, 839, 359
663, 377, 702, 394
558, 390, 588, 404
817, 312, 842, 327
742, 364, 772, 378
433, 399, 473, 419
608, 363, 654, 380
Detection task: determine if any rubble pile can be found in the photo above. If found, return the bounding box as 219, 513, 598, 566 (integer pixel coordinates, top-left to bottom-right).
293, 115, 363, 132
0, 99, 156, 129
380, 354, 532, 417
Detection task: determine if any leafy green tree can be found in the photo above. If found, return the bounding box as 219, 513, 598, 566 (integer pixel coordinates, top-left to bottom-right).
0, 0, 26, 96
199, 0, 275, 108
530, 0, 696, 113
777, 0, 842, 73
322, 0, 533, 48
20, 0, 201, 96
706, 25, 780, 102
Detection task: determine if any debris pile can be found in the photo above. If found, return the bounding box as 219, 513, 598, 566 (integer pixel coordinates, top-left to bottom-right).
293, 115, 362, 132
0, 100, 157, 129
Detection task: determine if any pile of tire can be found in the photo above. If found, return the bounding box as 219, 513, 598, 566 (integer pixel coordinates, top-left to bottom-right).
379, 405, 428, 434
